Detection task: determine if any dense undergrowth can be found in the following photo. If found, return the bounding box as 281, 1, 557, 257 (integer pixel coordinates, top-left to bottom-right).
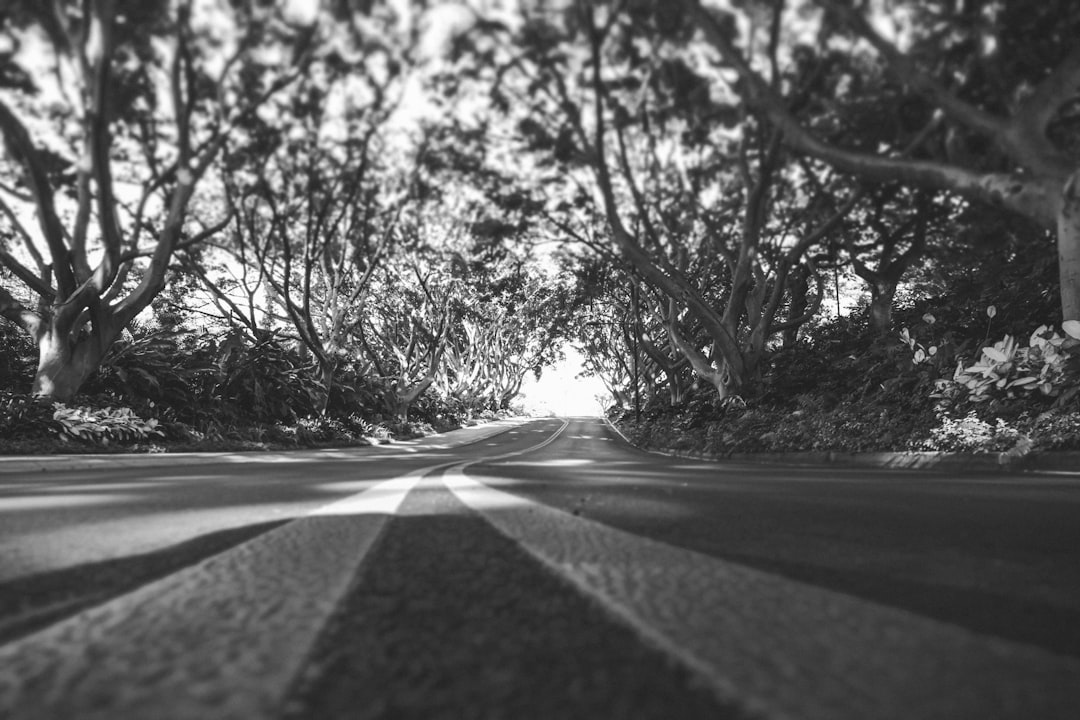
613, 299, 1080, 459
0, 325, 515, 455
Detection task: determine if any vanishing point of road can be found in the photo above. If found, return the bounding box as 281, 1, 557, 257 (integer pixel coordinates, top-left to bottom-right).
1, 417, 1079, 719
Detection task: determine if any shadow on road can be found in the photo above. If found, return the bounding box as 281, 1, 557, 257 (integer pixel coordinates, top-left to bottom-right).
0, 520, 288, 644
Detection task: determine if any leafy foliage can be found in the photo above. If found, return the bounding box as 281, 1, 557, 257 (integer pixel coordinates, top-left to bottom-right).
920, 412, 1023, 454
52, 405, 163, 446
0, 323, 35, 393
937, 323, 1080, 406
0, 392, 60, 439
205, 333, 323, 425
3, 0, 1080, 459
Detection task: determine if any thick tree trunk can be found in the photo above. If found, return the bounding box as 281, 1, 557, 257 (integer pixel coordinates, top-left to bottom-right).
667, 325, 739, 399
390, 376, 435, 421
32, 328, 100, 401
1059, 170, 1080, 321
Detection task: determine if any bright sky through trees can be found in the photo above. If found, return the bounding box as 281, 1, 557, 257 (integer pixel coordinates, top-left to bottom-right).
519, 346, 607, 416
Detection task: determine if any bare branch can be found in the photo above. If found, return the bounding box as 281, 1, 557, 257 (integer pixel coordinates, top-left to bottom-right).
0, 99, 76, 297
0, 191, 48, 274
0, 284, 42, 337
0, 250, 56, 301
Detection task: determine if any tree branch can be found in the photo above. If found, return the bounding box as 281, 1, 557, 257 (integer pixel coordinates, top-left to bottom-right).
818, 0, 1007, 140
0, 250, 56, 301
0, 284, 42, 337
0, 99, 76, 297
683, 0, 1065, 227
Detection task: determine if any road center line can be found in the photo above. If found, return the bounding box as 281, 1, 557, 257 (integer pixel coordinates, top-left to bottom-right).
0, 465, 434, 720
443, 468, 1080, 720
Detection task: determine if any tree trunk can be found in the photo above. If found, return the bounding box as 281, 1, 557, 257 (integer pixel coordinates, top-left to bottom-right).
317, 358, 336, 416
32, 328, 100, 401
667, 325, 739, 399
868, 282, 898, 335
668, 371, 688, 406
390, 376, 435, 421
1059, 170, 1080, 322
783, 265, 810, 348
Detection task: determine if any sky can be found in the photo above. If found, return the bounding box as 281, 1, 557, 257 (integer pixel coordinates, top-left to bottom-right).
517, 345, 608, 417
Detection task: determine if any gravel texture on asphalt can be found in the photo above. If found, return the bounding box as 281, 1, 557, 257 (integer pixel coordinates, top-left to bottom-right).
282, 479, 744, 720
0, 521, 287, 644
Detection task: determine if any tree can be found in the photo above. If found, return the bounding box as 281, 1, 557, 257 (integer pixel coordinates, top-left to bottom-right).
190, 31, 422, 412
493, 1, 855, 397
359, 252, 459, 420
839, 186, 948, 334
680, 0, 1080, 319
0, 0, 316, 399
439, 267, 573, 412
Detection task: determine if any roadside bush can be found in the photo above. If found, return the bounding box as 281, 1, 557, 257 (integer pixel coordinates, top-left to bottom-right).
325, 366, 387, 419
930, 321, 1080, 408
52, 404, 163, 446
90, 327, 203, 414
1030, 411, 1080, 450
0, 320, 478, 452
0, 324, 35, 393
0, 392, 60, 439
919, 411, 1024, 453
198, 331, 322, 424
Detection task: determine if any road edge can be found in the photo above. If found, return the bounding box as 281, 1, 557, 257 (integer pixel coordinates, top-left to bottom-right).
0, 417, 532, 475
602, 418, 1080, 475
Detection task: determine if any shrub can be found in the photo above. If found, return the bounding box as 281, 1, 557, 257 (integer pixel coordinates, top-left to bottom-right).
920, 411, 1023, 453
0, 324, 35, 392
205, 332, 322, 424
0, 392, 60, 439
91, 328, 204, 414
1030, 411, 1080, 451
927, 320, 1080, 407
52, 404, 163, 446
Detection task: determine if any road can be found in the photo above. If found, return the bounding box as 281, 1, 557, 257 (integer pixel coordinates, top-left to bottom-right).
1, 416, 1079, 719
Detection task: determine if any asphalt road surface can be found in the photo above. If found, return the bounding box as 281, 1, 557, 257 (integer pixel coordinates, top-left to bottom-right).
1, 417, 1079, 719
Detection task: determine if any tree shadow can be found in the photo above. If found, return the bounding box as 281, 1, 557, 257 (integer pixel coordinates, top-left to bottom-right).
0, 520, 288, 644
466, 462, 1080, 660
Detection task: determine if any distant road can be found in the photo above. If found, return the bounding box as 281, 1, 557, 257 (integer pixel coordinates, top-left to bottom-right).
1, 417, 1079, 719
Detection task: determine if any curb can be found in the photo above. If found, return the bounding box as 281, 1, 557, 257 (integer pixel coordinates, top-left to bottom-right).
0, 417, 530, 475
602, 419, 1080, 475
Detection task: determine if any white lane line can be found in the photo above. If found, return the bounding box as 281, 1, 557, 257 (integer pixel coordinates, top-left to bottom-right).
444, 471, 1080, 720
0, 467, 435, 720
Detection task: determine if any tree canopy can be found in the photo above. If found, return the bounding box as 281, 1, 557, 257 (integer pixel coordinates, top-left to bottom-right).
1, 0, 1078, 452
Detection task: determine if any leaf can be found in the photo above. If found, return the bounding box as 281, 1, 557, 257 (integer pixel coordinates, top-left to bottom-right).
983, 347, 1008, 362
986, 305, 997, 318
1063, 320, 1080, 340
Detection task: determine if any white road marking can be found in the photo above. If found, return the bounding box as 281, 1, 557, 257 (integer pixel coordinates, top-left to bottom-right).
444, 428, 1080, 720
0, 419, 565, 719
0, 469, 428, 720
